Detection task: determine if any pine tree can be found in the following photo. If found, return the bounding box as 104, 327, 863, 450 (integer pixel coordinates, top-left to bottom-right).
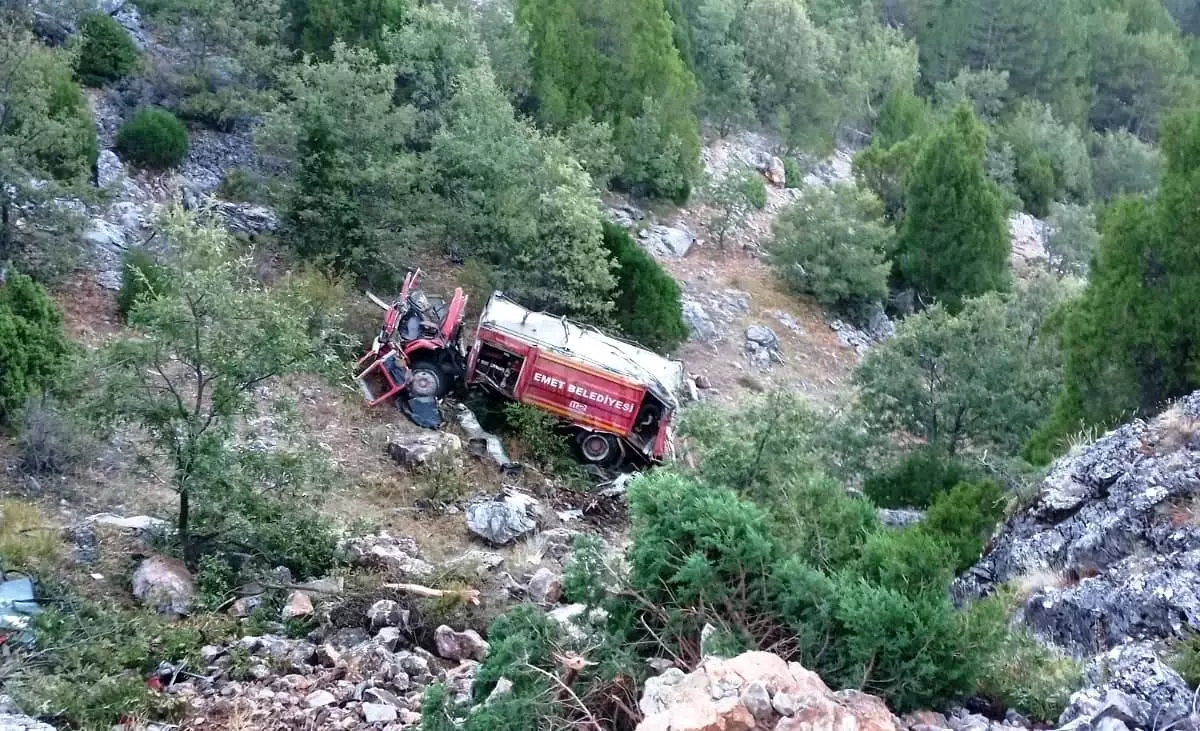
896, 104, 1010, 311
515, 0, 700, 199
1031, 110, 1200, 458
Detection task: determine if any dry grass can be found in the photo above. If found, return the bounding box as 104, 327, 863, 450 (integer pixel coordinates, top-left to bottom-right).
0, 499, 62, 571
1149, 402, 1200, 454
1010, 569, 1070, 600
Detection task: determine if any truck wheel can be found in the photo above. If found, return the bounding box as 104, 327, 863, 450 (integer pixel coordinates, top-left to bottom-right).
576, 431, 623, 467
408, 359, 449, 399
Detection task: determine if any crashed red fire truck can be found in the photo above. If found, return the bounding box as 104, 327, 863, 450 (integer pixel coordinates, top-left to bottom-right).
353, 271, 687, 466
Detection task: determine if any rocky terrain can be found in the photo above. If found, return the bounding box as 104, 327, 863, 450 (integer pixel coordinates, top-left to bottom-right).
956, 392, 1200, 730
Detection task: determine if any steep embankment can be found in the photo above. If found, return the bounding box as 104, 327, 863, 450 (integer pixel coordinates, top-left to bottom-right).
956, 393, 1200, 728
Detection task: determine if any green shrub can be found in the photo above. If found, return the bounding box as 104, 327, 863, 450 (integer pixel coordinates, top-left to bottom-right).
784, 158, 803, 188
10, 598, 234, 729
75, 11, 139, 86
117, 248, 175, 321
0, 273, 72, 422
217, 167, 267, 203
978, 622, 1084, 722
196, 488, 338, 579
854, 528, 956, 596
770, 183, 893, 311
17, 394, 96, 475
863, 447, 972, 509
1172, 631, 1200, 689
117, 107, 189, 169
744, 173, 768, 209
195, 554, 237, 612
503, 402, 573, 473
44, 61, 100, 180
921, 480, 1005, 571
601, 222, 688, 351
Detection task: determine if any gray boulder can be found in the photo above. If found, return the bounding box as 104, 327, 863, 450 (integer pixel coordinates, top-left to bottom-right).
466, 491, 539, 546
340, 533, 434, 580
0, 712, 57, 731
527, 567, 563, 606
744, 325, 779, 351
387, 432, 462, 468
1059, 644, 1197, 729
96, 150, 125, 190
638, 224, 694, 259
131, 554, 195, 617
433, 625, 489, 661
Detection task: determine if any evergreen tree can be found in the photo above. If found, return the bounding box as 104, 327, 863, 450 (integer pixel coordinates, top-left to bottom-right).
1038, 111, 1200, 449
601, 222, 688, 351
896, 105, 1010, 310
515, 0, 700, 199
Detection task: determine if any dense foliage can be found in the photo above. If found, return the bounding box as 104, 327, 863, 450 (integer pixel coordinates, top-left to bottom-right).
116, 249, 175, 321
896, 105, 1010, 311
1031, 110, 1200, 458
601, 222, 688, 351
75, 11, 140, 86
770, 182, 892, 312
117, 107, 190, 169
0, 273, 71, 422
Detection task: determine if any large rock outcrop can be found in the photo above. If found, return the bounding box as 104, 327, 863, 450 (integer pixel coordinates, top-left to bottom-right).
956, 392, 1200, 728
635, 651, 903, 731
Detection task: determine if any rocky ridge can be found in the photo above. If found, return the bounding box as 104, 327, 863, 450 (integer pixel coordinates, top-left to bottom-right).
956, 391, 1200, 729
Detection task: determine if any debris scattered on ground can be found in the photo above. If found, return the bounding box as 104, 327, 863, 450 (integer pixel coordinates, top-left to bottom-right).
454, 403, 517, 471
0, 577, 39, 643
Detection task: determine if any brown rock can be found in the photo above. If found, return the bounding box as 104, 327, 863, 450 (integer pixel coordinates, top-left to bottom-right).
281, 590, 314, 620
902, 711, 950, 729
834, 690, 902, 731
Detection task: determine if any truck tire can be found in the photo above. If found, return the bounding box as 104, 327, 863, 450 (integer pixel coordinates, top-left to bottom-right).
576, 431, 623, 467
408, 359, 449, 399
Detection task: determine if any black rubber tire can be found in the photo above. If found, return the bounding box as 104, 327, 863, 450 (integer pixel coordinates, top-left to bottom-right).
575, 430, 624, 467
408, 359, 449, 399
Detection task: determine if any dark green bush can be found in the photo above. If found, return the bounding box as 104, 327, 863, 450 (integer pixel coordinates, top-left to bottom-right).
75, 11, 139, 86
218, 168, 267, 203
784, 158, 803, 188
44, 62, 100, 180
117, 107, 189, 169
921, 480, 1006, 571
601, 222, 688, 352
854, 528, 956, 596
0, 273, 72, 422
744, 172, 768, 209
502, 402, 574, 473
10, 597, 233, 729
117, 248, 175, 321
196, 488, 338, 579
1173, 631, 1200, 689
863, 447, 972, 509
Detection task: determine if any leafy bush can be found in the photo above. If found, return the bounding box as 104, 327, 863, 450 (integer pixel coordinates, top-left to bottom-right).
784, 158, 803, 188
75, 11, 139, 86
1045, 202, 1099, 279
1091, 129, 1162, 201
601, 222, 688, 351
217, 167, 267, 203
117, 107, 189, 169
920, 480, 1005, 571
744, 172, 768, 209
194, 554, 238, 612
503, 402, 573, 473
771, 183, 893, 311
196, 486, 339, 579
978, 622, 1084, 722
11, 597, 234, 729
17, 394, 96, 475
863, 447, 972, 509
0, 273, 72, 422
116, 248, 175, 321
623, 471, 1007, 711
1172, 631, 1200, 689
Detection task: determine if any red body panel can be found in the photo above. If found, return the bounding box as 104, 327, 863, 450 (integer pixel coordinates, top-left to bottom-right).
517, 350, 646, 437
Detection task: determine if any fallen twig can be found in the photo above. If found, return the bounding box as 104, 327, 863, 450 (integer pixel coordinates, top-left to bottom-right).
382, 582, 481, 606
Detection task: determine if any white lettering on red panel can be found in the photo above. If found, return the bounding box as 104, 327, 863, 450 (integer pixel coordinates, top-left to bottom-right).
532, 371, 635, 413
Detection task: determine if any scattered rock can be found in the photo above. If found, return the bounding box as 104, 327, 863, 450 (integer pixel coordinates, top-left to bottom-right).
340, 533, 434, 580
0, 712, 57, 731
486, 676, 514, 706
131, 554, 195, 617
361, 702, 397, 724
443, 550, 506, 577
877, 509, 924, 528
304, 689, 336, 708
84, 513, 166, 534
740, 680, 773, 720
1010, 212, 1049, 270
215, 202, 280, 237
367, 600, 409, 632
466, 491, 539, 546
547, 603, 610, 649
527, 568, 563, 606
764, 157, 787, 187
96, 150, 125, 190
745, 325, 779, 351
639, 224, 695, 259
228, 595, 263, 618
433, 625, 489, 662
387, 432, 462, 468
281, 591, 313, 621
